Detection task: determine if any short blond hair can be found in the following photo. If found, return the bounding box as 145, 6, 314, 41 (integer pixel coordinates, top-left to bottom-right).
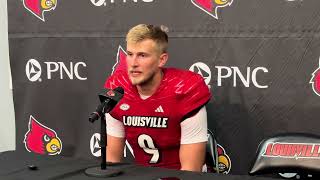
126, 24, 168, 54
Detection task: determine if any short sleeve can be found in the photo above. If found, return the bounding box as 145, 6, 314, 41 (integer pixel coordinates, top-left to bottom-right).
180, 73, 211, 118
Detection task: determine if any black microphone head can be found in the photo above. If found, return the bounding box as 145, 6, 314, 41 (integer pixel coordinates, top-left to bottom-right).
99, 87, 124, 103
114, 87, 124, 95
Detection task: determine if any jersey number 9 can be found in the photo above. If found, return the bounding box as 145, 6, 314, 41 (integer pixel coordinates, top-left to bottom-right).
138, 134, 160, 164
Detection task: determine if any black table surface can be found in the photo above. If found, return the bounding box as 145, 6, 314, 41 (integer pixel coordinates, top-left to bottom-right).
0, 151, 280, 180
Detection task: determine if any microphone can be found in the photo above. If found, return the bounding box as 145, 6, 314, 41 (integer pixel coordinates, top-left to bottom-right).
85, 86, 125, 176
89, 87, 124, 123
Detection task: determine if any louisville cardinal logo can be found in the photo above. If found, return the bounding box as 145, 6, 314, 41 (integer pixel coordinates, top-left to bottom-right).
191, 0, 233, 19
217, 144, 231, 174
310, 58, 320, 96
24, 115, 62, 155
107, 90, 115, 96
23, 0, 57, 21
111, 46, 128, 74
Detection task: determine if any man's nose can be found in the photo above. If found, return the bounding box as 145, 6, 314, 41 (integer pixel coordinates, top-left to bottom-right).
131, 56, 139, 67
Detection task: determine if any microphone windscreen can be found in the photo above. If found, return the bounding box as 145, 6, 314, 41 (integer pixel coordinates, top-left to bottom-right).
114, 87, 124, 94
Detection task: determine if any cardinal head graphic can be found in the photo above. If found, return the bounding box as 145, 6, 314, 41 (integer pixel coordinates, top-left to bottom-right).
24, 115, 62, 155
23, 0, 57, 21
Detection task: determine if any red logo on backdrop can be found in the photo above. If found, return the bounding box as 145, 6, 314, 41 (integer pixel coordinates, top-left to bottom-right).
310, 59, 320, 96
112, 46, 128, 74
191, 0, 233, 19
263, 142, 320, 159
23, 0, 57, 21
24, 115, 62, 155
217, 144, 232, 174
103, 45, 127, 89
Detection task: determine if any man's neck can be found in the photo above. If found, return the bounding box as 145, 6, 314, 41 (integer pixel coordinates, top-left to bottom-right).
137, 70, 163, 96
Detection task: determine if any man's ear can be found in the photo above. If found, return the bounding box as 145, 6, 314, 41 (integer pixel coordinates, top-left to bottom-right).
159, 53, 168, 67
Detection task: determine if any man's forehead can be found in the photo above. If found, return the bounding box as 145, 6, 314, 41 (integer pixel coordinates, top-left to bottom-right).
126, 39, 157, 53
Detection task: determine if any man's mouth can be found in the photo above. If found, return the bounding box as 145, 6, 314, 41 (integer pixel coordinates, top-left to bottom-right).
130, 71, 142, 77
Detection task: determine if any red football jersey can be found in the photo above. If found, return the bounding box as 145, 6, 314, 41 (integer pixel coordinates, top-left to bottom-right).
104, 68, 211, 169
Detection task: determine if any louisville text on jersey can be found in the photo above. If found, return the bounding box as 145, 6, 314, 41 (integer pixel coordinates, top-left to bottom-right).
262, 142, 320, 159
123, 116, 168, 128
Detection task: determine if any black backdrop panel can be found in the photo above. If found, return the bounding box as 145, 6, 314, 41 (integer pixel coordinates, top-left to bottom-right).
8, 0, 320, 175
8, 0, 320, 37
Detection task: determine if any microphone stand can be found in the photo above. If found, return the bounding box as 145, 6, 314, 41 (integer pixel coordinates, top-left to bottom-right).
85, 101, 123, 177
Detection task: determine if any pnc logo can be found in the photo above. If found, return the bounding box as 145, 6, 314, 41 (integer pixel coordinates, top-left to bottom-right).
191, 0, 233, 19
189, 62, 211, 88
26, 59, 42, 82
189, 61, 269, 89
91, 0, 106, 6
25, 58, 87, 82
23, 0, 57, 21
90, 0, 153, 6
90, 133, 101, 157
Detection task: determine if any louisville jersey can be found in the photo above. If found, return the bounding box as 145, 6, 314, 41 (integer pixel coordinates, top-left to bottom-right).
104, 68, 211, 169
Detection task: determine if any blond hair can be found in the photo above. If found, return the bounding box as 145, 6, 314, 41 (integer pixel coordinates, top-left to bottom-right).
126, 24, 168, 54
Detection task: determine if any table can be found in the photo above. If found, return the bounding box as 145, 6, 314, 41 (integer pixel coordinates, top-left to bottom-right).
0, 151, 280, 180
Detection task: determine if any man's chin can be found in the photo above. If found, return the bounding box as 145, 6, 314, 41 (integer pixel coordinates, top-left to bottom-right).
129, 77, 142, 85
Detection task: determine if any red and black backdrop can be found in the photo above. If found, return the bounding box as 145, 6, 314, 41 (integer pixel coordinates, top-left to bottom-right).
8, 0, 320, 175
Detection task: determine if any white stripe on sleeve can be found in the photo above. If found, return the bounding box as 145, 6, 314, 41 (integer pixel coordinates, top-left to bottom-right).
105, 113, 125, 138
180, 106, 208, 144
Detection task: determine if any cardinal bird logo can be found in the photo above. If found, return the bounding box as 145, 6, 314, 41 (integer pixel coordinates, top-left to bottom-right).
112, 46, 128, 74
24, 115, 62, 155
191, 0, 233, 19
217, 144, 231, 174
22, 0, 57, 21
103, 45, 127, 90
107, 90, 115, 97
310, 58, 320, 96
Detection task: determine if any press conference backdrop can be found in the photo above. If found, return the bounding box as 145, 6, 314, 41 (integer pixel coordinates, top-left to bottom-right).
0, 0, 15, 153
8, 0, 320, 175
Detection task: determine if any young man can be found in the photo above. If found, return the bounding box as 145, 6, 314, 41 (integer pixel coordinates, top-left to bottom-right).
104, 24, 211, 172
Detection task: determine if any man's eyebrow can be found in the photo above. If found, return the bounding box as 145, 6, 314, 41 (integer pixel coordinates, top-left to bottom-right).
129, 51, 149, 54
